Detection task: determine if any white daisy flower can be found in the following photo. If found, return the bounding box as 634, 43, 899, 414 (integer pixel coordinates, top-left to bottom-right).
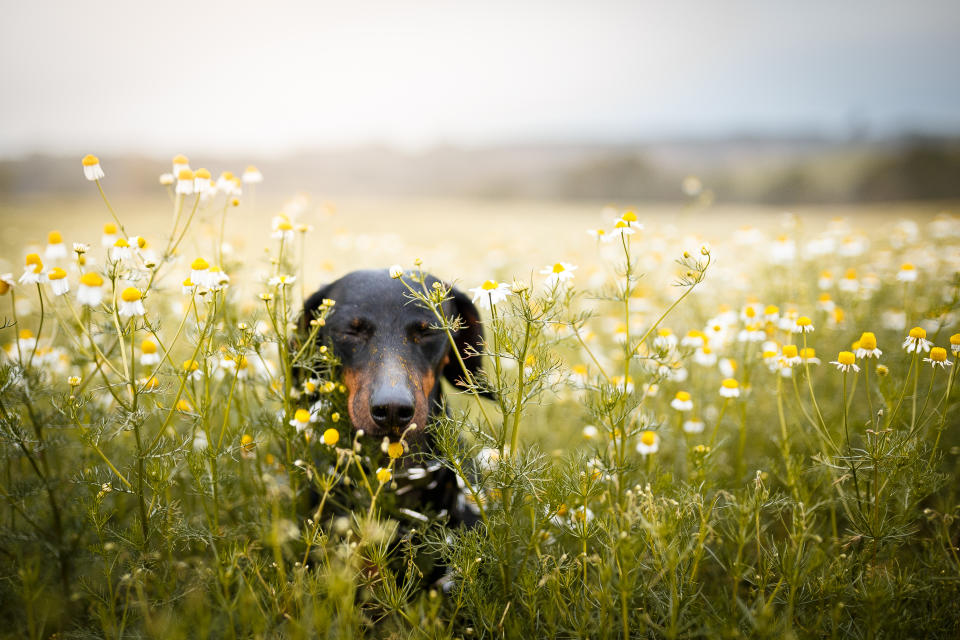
176, 169, 195, 195
719, 378, 740, 398
540, 262, 577, 288
118, 288, 145, 318
82, 154, 104, 181
636, 430, 659, 456
902, 327, 932, 353
19, 254, 45, 285
45, 231, 67, 260
288, 408, 317, 433
46, 268, 69, 296
896, 263, 917, 282
923, 347, 951, 369
77, 272, 104, 307
110, 238, 133, 262
683, 418, 705, 434
101, 223, 118, 248
140, 339, 161, 366
469, 279, 513, 309
171, 154, 190, 177
242, 165, 263, 184
670, 391, 693, 412
268, 274, 297, 288
830, 351, 860, 373
855, 332, 882, 359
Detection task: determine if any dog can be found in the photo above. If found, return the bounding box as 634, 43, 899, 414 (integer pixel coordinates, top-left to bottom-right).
298, 269, 488, 529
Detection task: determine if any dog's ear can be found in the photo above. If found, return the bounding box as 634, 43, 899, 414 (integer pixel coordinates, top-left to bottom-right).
442, 286, 494, 398
298, 284, 332, 336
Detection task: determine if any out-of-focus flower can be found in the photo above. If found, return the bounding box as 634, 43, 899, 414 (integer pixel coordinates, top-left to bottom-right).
118, 287, 145, 318
670, 391, 693, 412
101, 223, 118, 248
19, 254, 45, 285
636, 430, 659, 456
176, 169, 195, 195
140, 339, 160, 366
45, 231, 67, 260
47, 268, 69, 295
82, 154, 104, 181
896, 263, 917, 283
77, 272, 104, 306
719, 378, 740, 398
242, 165, 263, 184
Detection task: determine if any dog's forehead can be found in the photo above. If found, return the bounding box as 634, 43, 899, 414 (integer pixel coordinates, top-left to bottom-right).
325, 269, 450, 318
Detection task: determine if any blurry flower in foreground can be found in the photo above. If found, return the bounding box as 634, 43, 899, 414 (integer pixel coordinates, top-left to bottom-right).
586, 228, 607, 241
793, 316, 814, 334
140, 339, 160, 366
268, 274, 297, 288
19, 254, 45, 285
800, 347, 820, 365
683, 418, 705, 434
951, 334, 960, 355
46, 268, 69, 295
272, 218, 294, 240
288, 408, 316, 433
82, 154, 104, 181
176, 169, 195, 195
856, 332, 882, 359
193, 168, 212, 193
18, 329, 36, 351
923, 347, 951, 369
469, 280, 512, 308
540, 262, 577, 288
830, 351, 859, 373
896, 263, 917, 283
636, 430, 659, 456
242, 165, 263, 184
719, 378, 740, 398
101, 223, 118, 247
387, 441, 404, 459
388, 264, 404, 279
902, 327, 932, 354
581, 425, 599, 439
671, 391, 693, 412
45, 231, 67, 260
77, 272, 104, 306
172, 154, 190, 176
376, 467, 393, 484
159, 173, 174, 186
111, 238, 132, 261
118, 287, 145, 318
0, 274, 14, 295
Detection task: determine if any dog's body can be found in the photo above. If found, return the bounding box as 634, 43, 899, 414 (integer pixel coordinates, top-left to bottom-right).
299, 269, 485, 528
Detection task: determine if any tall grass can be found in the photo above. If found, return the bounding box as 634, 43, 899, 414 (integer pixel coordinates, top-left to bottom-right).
0, 158, 958, 638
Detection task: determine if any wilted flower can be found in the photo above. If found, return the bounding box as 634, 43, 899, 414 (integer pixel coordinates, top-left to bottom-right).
46, 268, 69, 295
118, 287, 145, 318
902, 327, 932, 353
19, 254, 45, 285
77, 272, 104, 306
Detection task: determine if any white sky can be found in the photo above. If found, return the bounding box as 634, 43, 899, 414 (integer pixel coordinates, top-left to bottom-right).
2, 0, 959, 156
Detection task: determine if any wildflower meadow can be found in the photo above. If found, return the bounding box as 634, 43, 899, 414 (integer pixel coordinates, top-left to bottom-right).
1, 155, 959, 639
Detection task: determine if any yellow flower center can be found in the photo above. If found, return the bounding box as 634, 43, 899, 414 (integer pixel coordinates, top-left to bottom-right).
323, 428, 339, 446
81, 154, 100, 166
930, 347, 947, 362
114, 238, 129, 248
221, 171, 234, 180
47, 267, 66, 281
621, 210, 638, 222
137, 236, 147, 249
796, 316, 812, 327
801, 348, 816, 358
246, 165, 259, 173
376, 467, 392, 484
387, 442, 404, 459
552, 263, 565, 273
844, 268, 857, 279
141, 339, 157, 354
80, 272, 103, 287
194, 168, 211, 179
764, 305, 779, 315
859, 332, 877, 350
783, 345, 798, 358
172, 154, 189, 164
120, 287, 141, 302
909, 327, 926, 339
25, 254, 42, 272
900, 263, 915, 271
675, 391, 691, 402
837, 351, 855, 366
657, 328, 672, 336
721, 378, 739, 389
294, 409, 311, 423
481, 280, 498, 290
178, 169, 194, 180
183, 359, 199, 371
241, 434, 254, 447
19, 329, 33, 340
103, 223, 117, 234
640, 430, 656, 446
277, 221, 293, 231
191, 257, 209, 271
951, 333, 960, 346
48, 231, 62, 244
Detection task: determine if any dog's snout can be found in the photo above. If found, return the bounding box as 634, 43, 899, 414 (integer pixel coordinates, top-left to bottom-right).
369, 386, 416, 431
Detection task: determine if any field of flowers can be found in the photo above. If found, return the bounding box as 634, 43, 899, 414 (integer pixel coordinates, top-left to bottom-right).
0, 155, 958, 639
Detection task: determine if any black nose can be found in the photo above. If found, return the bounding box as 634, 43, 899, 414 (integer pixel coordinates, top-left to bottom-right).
369, 388, 415, 431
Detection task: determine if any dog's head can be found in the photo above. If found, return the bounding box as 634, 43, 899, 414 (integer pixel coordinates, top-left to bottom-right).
299, 269, 486, 443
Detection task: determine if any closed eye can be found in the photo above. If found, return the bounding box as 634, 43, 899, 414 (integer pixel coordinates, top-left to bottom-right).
338, 318, 374, 340
409, 320, 438, 343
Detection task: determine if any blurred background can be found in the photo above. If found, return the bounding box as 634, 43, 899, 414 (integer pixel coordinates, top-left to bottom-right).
1, 0, 959, 279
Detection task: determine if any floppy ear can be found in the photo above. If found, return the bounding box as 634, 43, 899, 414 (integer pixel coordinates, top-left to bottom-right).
442, 286, 494, 398
293, 284, 332, 382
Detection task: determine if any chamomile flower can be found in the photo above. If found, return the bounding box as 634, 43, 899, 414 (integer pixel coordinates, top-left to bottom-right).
181, 278, 196, 295
817, 293, 835, 312
817, 271, 833, 289
581, 425, 599, 439
193, 168, 212, 193
693, 346, 717, 367
190, 258, 211, 287
830, 351, 859, 373
81, 154, 104, 180
636, 430, 660, 456
46, 268, 69, 295
683, 418, 705, 434
288, 408, 317, 433
902, 327, 932, 353
172, 154, 190, 176
376, 467, 393, 484
654, 328, 677, 350
76, 272, 104, 306
18, 329, 36, 351
242, 165, 263, 184
0, 274, 14, 295
118, 287, 145, 318
609, 218, 636, 239
671, 391, 693, 412
681, 330, 705, 348
322, 428, 339, 446
176, 169, 195, 195
719, 378, 740, 398
586, 228, 608, 241
272, 218, 294, 240
540, 262, 577, 288
182, 359, 202, 381
140, 339, 160, 366
45, 231, 67, 260
896, 263, 917, 282
110, 238, 132, 261
387, 441, 405, 459
838, 269, 859, 293
388, 264, 404, 279
923, 347, 951, 369
793, 316, 814, 334
207, 266, 229, 291
951, 334, 960, 355
101, 223, 118, 247
769, 235, 796, 264
856, 332, 882, 358
268, 274, 297, 288
469, 280, 513, 308
782, 344, 801, 366
159, 173, 174, 186
800, 347, 820, 365
19, 254, 45, 285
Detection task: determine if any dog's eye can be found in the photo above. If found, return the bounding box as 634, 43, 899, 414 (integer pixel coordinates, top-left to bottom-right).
338, 318, 373, 340
409, 321, 435, 344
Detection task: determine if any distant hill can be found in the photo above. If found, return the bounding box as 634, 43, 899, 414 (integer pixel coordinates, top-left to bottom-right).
2, 136, 958, 204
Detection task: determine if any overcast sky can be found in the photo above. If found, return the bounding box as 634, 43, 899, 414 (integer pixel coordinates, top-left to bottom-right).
2, 0, 959, 156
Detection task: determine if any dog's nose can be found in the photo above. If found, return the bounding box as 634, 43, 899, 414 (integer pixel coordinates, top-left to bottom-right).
369, 387, 415, 431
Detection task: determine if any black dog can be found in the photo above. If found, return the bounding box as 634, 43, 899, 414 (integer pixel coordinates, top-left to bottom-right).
299, 269, 486, 528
